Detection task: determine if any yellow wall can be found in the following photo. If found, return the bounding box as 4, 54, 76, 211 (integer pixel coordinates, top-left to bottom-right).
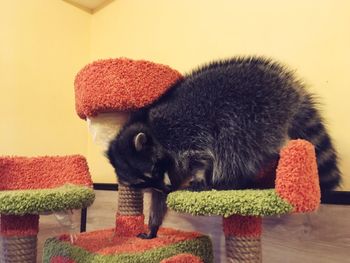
90, 0, 350, 189
1, 0, 349, 189
0, 0, 90, 156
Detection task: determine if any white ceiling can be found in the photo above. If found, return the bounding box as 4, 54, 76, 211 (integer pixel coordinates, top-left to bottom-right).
64, 0, 113, 13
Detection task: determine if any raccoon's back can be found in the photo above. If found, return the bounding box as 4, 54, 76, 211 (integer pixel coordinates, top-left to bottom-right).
148, 56, 303, 152
288, 94, 341, 191
148, 56, 341, 190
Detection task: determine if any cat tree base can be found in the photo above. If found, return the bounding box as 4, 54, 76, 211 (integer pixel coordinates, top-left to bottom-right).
43, 227, 213, 263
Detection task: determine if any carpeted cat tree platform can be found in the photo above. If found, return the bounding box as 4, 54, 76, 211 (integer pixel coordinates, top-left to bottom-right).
168, 139, 321, 262
0, 155, 94, 263
43, 58, 320, 263
43, 58, 213, 263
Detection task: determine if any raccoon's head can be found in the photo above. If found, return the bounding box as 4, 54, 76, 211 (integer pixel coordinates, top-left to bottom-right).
106, 122, 172, 193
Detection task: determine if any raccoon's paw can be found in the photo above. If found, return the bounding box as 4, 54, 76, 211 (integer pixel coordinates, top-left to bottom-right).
137, 232, 157, 239
183, 179, 210, 192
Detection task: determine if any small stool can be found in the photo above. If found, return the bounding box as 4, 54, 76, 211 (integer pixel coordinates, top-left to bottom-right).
0, 155, 95, 263
167, 139, 321, 262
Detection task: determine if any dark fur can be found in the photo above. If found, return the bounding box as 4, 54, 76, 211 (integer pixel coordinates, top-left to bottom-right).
107, 56, 341, 239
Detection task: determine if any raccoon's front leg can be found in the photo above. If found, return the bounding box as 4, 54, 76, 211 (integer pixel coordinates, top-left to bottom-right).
137, 188, 167, 239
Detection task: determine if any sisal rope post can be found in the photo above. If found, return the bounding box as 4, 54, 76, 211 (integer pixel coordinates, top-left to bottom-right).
115, 184, 144, 236
225, 236, 261, 263
223, 215, 262, 263
0, 214, 39, 263
0, 235, 37, 263
117, 184, 143, 215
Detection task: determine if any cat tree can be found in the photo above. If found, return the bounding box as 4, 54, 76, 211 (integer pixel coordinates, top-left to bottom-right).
43, 58, 320, 263
167, 139, 321, 262
43, 58, 213, 262
0, 155, 94, 263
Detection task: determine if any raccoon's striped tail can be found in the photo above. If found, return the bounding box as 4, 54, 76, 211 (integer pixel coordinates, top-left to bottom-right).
288, 95, 341, 191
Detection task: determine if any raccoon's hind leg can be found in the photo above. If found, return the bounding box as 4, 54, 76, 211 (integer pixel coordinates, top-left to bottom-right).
181, 154, 214, 191
183, 167, 213, 191
210, 141, 270, 190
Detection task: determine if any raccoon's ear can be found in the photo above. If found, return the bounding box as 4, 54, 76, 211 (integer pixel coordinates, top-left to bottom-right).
134, 132, 147, 151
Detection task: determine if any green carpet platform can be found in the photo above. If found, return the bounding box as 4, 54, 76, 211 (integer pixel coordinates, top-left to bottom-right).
167, 139, 321, 262
0, 155, 94, 263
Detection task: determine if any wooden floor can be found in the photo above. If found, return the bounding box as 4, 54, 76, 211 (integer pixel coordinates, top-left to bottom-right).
35, 190, 350, 262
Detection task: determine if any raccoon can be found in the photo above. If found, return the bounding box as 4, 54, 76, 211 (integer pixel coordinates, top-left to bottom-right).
107, 56, 341, 239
